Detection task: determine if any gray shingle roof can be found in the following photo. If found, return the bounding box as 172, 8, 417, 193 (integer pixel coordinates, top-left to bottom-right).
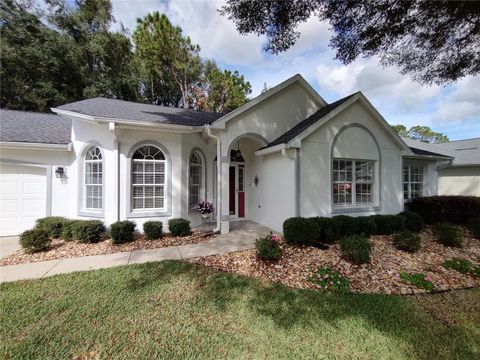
0, 109, 71, 145
261, 93, 357, 149
402, 138, 453, 158
56, 97, 223, 126
431, 138, 480, 166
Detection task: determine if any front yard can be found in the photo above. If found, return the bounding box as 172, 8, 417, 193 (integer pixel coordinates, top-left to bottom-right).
1, 261, 479, 359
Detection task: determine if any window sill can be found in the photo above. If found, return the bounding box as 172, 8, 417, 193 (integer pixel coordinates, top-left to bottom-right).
78, 210, 104, 218
127, 210, 171, 218
332, 206, 380, 214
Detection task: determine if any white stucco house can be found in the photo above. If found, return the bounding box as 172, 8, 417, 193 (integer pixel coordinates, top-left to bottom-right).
1, 74, 478, 236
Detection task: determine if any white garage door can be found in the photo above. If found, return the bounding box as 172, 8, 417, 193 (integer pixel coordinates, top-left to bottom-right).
0, 164, 47, 236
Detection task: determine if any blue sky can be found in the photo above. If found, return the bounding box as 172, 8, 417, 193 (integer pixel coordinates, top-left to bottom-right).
111, 0, 479, 140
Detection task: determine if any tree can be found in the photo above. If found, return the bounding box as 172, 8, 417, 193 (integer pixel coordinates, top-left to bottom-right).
133, 12, 202, 108
391, 124, 449, 143
220, 0, 480, 85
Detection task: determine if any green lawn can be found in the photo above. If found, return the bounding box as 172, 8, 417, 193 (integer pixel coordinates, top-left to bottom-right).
1, 261, 479, 359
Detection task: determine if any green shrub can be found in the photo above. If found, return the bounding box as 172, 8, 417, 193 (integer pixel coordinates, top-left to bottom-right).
308, 267, 350, 292
333, 215, 360, 237
467, 217, 480, 239
110, 221, 136, 244
340, 235, 372, 264
19, 229, 50, 253
312, 217, 341, 244
399, 211, 424, 232
433, 223, 462, 248
408, 196, 480, 225
168, 218, 191, 237
400, 272, 434, 291
441, 258, 474, 274
143, 221, 163, 240
255, 233, 283, 261
35, 216, 68, 238
356, 216, 377, 236
72, 220, 106, 243
61, 220, 82, 241
371, 215, 405, 235
392, 230, 421, 253
283, 217, 321, 246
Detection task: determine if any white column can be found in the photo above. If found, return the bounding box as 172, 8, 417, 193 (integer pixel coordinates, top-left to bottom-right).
220, 159, 230, 234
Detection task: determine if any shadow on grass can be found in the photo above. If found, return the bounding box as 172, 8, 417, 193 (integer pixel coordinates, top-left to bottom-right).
126, 260, 478, 360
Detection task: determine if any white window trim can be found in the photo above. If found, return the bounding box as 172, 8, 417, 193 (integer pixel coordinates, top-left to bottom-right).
332, 158, 378, 210
126, 141, 172, 218
403, 165, 424, 201
188, 148, 207, 213
78, 142, 105, 218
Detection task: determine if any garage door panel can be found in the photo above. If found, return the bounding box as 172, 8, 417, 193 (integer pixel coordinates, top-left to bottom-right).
0, 165, 47, 236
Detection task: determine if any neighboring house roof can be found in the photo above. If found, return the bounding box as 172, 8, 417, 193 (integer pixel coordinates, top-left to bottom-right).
431, 138, 480, 166
0, 109, 71, 145
261, 93, 357, 149
402, 138, 453, 159
55, 97, 223, 126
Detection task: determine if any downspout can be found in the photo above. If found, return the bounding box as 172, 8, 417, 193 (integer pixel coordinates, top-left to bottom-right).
282, 146, 300, 217
205, 125, 221, 233
109, 122, 120, 222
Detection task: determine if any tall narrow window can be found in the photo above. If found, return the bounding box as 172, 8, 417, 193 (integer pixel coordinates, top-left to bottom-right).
333, 159, 374, 207
84, 146, 103, 210
403, 165, 423, 200
189, 151, 203, 208
132, 145, 165, 210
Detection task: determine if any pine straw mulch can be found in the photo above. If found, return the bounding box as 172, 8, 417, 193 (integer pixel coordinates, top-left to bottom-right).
0, 231, 216, 266
190, 227, 480, 295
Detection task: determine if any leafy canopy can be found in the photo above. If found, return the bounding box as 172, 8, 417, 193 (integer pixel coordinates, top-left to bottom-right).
391, 124, 449, 143
220, 0, 480, 85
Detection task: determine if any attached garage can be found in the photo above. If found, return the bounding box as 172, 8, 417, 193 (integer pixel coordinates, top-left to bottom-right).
0, 164, 48, 236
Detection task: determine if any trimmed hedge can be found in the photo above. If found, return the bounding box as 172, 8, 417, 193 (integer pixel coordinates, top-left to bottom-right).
370, 215, 405, 235
433, 223, 462, 248
61, 220, 82, 241
19, 229, 50, 253
283, 217, 320, 246
143, 221, 163, 240
340, 235, 372, 264
467, 217, 480, 239
408, 196, 480, 225
333, 215, 360, 237
168, 218, 191, 237
392, 230, 421, 253
356, 216, 377, 236
399, 211, 424, 232
312, 217, 341, 244
72, 220, 106, 243
110, 221, 136, 244
35, 216, 69, 238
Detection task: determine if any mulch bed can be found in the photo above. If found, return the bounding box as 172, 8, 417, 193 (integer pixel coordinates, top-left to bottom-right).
0, 231, 216, 266
190, 227, 480, 295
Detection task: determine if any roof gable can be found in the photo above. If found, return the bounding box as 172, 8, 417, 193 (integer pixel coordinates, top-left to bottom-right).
211, 74, 327, 129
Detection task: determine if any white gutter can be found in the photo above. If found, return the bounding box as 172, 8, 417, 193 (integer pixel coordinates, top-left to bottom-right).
0, 142, 72, 151
254, 143, 288, 156
109, 122, 120, 222
205, 125, 221, 233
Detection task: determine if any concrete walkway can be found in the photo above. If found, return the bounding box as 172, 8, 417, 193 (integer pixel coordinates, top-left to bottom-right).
0, 220, 271, 283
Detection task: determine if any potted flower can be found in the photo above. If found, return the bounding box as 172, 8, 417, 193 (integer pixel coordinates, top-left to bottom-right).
194, 201, 214, 219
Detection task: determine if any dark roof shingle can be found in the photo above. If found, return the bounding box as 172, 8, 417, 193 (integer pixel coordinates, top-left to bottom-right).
261, 93, 357, 149
0, 109, 71, 145
56, 97, 223, 126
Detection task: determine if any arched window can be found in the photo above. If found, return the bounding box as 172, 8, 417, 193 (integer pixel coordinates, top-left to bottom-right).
131, 145, 166, 210
189, 151, 203, 208
84, 146, 103, 210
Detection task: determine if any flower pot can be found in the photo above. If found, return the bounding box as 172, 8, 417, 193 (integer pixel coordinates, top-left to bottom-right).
201, 214, 209, 219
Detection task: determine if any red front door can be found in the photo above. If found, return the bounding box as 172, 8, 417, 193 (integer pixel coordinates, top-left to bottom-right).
229, 165, 246, 217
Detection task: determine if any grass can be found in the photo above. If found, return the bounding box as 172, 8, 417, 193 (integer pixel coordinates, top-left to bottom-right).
1, 261, 479, 359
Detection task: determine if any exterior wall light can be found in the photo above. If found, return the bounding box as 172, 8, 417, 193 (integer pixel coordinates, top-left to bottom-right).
55, 167, 64, 178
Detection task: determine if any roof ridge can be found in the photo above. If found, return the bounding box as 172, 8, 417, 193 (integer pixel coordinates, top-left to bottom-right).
0, 108, 60, 116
